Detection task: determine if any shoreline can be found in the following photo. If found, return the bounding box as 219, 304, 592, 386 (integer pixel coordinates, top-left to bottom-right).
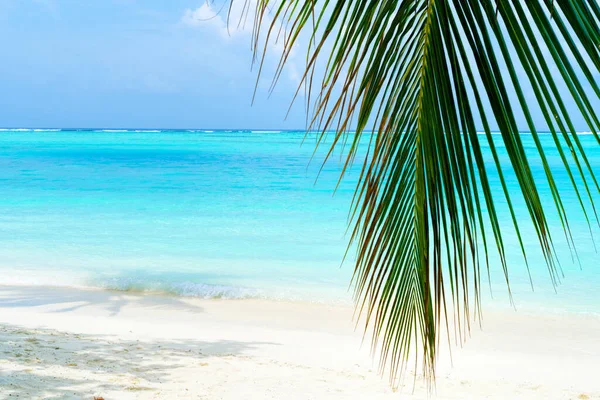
0, 285, 599, 399
0, 280, 596, 317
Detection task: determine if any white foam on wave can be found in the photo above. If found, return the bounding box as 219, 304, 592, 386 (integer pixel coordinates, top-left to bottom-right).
0, 128, 59, 132
95, 277, 263, 299
166, 282, 261, 299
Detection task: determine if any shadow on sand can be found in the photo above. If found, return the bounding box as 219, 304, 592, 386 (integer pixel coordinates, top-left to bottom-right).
0, 323, 279, 399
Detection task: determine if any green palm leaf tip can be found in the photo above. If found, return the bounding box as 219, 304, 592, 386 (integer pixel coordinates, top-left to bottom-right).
243, 0, 600, 384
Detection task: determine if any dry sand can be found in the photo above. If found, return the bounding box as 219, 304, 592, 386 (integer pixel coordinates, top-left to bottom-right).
0, 285, 598, 399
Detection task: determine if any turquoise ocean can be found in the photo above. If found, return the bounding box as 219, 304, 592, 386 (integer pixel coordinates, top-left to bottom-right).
0, 129, 599, 313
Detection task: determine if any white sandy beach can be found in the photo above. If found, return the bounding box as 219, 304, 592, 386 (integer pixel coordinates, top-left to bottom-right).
0, 285, 598, 399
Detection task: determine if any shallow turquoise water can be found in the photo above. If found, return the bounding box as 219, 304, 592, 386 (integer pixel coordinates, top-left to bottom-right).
0, 129, 598, 313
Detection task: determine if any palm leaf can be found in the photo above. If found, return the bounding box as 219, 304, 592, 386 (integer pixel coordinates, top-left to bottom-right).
242, 0, 600, 383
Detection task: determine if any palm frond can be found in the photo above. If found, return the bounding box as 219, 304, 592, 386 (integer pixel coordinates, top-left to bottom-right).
243, 0, 600, 383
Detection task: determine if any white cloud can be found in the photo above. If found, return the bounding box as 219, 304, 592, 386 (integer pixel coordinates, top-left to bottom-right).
181, 1, 255, 39
181, 1, 304, 89
181, 3, 227, 37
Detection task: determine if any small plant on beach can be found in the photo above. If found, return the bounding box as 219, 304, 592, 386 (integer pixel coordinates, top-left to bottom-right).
238, 0, 600, 383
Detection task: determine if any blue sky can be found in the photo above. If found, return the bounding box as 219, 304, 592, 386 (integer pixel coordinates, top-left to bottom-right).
0, 1, 597, 130
0, 0, 308, 129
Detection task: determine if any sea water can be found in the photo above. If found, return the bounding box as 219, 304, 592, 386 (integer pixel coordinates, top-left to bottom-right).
0, 129, 598, 313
